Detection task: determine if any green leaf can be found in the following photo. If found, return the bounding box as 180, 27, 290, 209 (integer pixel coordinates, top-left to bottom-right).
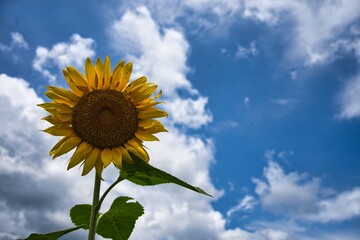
96, 196, 144, 240
70, 204, 92, 230
23, 226, 82, 240
121, 153, 212, 197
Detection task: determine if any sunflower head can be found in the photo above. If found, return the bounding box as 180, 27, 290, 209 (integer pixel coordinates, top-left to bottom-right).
39, 56, 168, 177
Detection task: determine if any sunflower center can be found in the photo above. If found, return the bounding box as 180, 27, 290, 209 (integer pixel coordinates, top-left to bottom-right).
72, 89, 138, 149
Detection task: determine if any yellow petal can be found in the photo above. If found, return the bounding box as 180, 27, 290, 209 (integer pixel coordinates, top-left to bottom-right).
67, 66, 88, 89
45, 91, 75, 106
49, 135, 70, 156
43, 126, 73, 136
151, 90, 162, 100
95, 58, 104, 89
135, 130, 159, 141
42, 115, 62, 125
129, 76, 147, 88
139, 119, 165, 129
38, 102, 73, 114
138, 108, 168, 119
67, 141, 93, 170
135, 100, 164, 109
101, 148, 112, 167
130, 85, 158, 102
63, 69, 84, 97
117, 62, 132, 91
103, 55, 111, 88
127, 81, 151, 93
68, 80, 84, 97
41, 103, 72, 114
54, 111, 73, 122
138, 119, 155, 128
85, 57, 96, 89
114, 68, 124, 90
46, 86, 79, 102
57, 104, 73, 114
82, 148, 100, 176
111, 148, 122, 169
144, 125, 168, 134
53, 135, 82, 159
118, 146, 134, 164
125, 139, 149, 162
111, 60, 124, 88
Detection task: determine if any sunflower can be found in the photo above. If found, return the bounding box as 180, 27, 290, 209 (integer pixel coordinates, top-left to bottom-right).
39, 56, 167, 177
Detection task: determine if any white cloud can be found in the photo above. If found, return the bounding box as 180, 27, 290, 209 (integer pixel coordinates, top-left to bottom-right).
110, 6, 192, 95
115, 0, 241, 35
164, 97, 212, 128
0, 73, 92, 239
236, 41, 259, 59
241, 0, 288, 25
109, 6, 212, 128
253, 151, 360, 224
253, 160, 321, 215
0, 32, 28, 52
337, 74, 360, 119
221, 227, 288, 240
227, 195, 257, 217
32, 34, 95, 83
0, 73, 46, 159
304, 187, 360, 223
241, 0, 360, 65
10, 32, 29, 49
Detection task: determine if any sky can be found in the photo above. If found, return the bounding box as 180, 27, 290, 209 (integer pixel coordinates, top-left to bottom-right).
1, 0, 360, 239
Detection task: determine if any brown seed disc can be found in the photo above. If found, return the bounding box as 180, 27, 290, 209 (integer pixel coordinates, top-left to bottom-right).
72, 89, 138, 149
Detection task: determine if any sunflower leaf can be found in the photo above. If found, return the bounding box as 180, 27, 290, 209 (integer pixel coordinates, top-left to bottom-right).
121, 153, 213, 197
96, 196, 144, 240
23, 226, 82, 240
70, 204, 92, 230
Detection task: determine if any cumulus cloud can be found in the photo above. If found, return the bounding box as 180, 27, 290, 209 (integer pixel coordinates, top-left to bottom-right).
109, 6, 212, 128
252, 151, 360, 223
163, 97, 212, 128
304, 187, 360, 223
253, 160, 321, 215
0, 73, 93, 239
32, 34, 95, 83
109, 6, 192, 95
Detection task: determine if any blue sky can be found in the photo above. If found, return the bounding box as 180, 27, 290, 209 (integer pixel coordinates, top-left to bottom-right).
1, 1, 360, 239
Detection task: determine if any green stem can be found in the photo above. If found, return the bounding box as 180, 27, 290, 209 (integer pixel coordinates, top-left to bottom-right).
96, 176, 124, 211
88, 172, 101, 240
